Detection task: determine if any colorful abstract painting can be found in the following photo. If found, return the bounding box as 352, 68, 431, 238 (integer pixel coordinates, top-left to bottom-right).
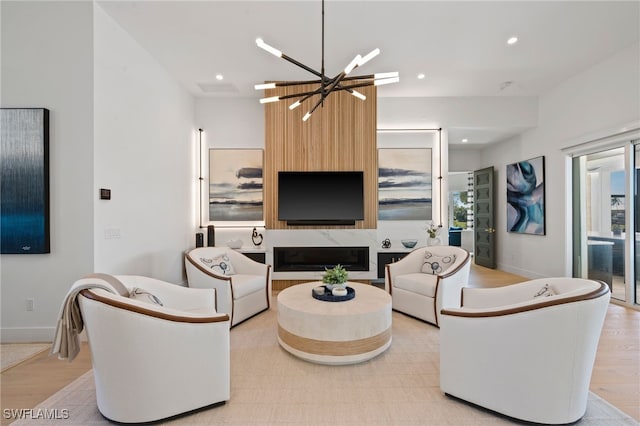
209, 149, 263, 221
1, 108, 50, 253
506, 155, 545, 235
378, 148, 432, 220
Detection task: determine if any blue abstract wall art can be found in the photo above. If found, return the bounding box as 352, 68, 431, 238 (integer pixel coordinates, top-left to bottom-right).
1, 108, 50, 253
506, 155, 545, 235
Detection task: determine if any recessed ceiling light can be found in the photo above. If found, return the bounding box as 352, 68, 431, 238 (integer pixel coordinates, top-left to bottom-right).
417, 73, 425, 80
462, 138, 468, 143
507, 36, 518, 45
215, 74, 224, 81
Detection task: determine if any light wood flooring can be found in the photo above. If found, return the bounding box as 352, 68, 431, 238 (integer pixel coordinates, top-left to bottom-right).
1, 264, 638, 424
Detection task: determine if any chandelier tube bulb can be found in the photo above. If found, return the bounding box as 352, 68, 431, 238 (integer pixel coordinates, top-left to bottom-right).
256, 38, 282, 58
359, 48, 380, 66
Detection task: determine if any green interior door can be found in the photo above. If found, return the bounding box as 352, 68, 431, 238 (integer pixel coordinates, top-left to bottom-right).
474, 166, 496, 268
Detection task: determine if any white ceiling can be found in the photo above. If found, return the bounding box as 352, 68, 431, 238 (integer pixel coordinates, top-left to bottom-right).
98, 1, 639, 146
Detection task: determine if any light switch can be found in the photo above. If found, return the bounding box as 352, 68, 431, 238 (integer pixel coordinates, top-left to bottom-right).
104, 228, 121, 239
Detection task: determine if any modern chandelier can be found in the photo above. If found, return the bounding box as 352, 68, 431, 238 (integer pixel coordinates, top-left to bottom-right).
254, 0, 399, 121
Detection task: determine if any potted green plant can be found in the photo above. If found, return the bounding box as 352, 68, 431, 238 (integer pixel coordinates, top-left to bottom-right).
322, 264, 349, 290
612, 224, 623, 236
426, 221, 442, 246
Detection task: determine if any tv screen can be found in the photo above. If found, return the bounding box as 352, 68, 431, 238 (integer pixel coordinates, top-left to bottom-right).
278, 171, 364, 225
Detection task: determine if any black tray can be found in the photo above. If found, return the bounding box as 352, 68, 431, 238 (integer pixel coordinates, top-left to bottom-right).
312, 286, 355, 302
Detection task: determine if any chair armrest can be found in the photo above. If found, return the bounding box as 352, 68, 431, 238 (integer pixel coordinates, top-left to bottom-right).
434, 256, 471, 325
225, 250, 270, 276
461, 278, 558, 308
439, 250, 470, 278
80, 289, 229, 323
386, 249, 425, 277
185, 255, 233, 282
443, 281, 609, 318
115, 275, 217, 311
388, 247, 470, 279
185, 247, 269, 278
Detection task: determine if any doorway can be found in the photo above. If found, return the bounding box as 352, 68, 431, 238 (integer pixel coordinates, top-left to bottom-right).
447, 171, 474, 254
572, 141, 638, 306
474, 166, 496, 268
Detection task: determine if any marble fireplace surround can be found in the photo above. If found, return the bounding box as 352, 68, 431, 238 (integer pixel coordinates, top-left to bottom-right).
267, 230, 378, 281
213, 224, 431, 281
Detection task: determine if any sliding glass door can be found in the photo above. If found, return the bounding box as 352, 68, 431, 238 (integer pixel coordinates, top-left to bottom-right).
632, 145, 640, 304
573, 140, 638, 307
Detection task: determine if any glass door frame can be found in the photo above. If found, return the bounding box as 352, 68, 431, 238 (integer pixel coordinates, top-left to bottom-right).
563, 124, 639, 310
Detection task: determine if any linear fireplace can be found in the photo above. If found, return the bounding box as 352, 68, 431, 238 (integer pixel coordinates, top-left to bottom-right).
273, 246, 369, 272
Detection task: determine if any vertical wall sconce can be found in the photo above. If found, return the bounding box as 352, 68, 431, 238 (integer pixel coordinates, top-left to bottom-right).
437, 129, 444, 228
198, 128, 204, 228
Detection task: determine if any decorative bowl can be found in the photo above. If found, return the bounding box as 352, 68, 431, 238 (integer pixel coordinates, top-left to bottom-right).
332, 287, 348, 297
401, 239, 418, 248
226, 239, 243, 249
313, 286, 326, 296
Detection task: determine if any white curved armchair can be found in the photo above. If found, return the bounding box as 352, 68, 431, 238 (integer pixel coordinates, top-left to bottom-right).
185, 247, 271, 327
385, 246, 470, 326
439, 278, 610, 424
77, 275, 230, 424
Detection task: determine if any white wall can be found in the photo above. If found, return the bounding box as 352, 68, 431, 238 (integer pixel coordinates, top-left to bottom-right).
377, 96, 537, 177
1, 2, 94, 342
94, 5, 196, 284
481, 43, 640, 278
449, 148, 483, 172
377, 96, 538, 129
195, 98, 264, 150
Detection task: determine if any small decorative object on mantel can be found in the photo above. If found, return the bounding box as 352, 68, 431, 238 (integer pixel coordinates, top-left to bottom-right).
251, 227, 263, 247
226, 239, 243, 249
612, 224, 623, 237
401, 239, 417, 248
207, 225, 215, 247
322, 264, 348, 291
381, 238, 391, 249
426, 221, 442, 246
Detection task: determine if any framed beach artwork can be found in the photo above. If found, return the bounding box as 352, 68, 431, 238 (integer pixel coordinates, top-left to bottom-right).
209, 149, 263, 221
1, 108, 50, 253
378, 148, 432, 220
506, 155, 545, 235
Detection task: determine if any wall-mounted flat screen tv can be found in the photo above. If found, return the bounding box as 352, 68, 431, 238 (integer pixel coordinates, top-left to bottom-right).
278, 171, 364, 225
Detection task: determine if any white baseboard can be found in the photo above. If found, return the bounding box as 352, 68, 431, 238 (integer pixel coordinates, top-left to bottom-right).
1, 327, 56, 343
496, 263, 548, 280
1, 327, 89, 344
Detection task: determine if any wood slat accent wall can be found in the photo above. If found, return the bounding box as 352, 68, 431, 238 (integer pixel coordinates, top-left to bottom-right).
264, 84, 377, 229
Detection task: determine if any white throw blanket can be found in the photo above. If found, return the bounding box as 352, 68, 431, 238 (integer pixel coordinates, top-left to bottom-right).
50, 274, 127, 362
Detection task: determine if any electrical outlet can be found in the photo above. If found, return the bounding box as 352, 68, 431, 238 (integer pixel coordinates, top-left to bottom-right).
26, 298, 34, 311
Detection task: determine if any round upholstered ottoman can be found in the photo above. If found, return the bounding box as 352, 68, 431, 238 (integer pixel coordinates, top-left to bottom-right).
277, 282, 392, 365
